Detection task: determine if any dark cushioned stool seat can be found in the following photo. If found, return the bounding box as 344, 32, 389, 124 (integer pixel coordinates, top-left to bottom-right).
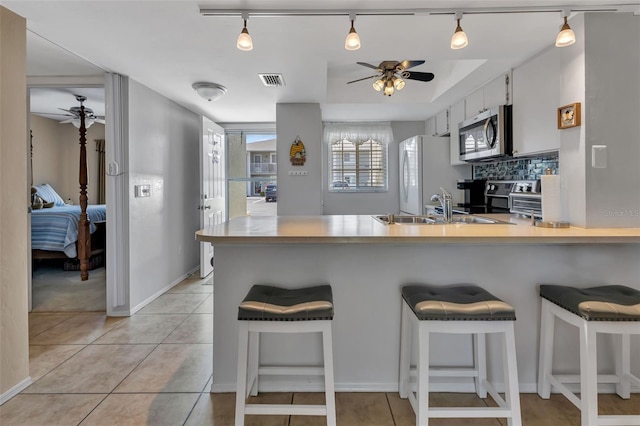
238, 284, 334, 321
540, 284, 640, 321
402, 284, 516, 321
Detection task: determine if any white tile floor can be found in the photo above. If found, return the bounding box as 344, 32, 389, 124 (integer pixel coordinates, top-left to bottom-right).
1, 273, 638, 425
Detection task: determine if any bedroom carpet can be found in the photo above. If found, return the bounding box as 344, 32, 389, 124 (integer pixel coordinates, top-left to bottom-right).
31, 265, 106, 312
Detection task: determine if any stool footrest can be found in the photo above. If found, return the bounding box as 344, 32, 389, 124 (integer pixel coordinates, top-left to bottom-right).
245, 403, 327, 416
597, 415, 640, 425
429, 367, 480, 378
426, 407, 513, 418
259, 366, 325, 376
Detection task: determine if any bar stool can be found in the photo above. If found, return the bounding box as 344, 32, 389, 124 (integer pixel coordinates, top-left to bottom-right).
538, 284, 640, 426
235, 284, 336, 426
399, 284, 522, 426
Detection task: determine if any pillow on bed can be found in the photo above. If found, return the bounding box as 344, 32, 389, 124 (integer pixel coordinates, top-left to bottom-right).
34, 184, 66, 206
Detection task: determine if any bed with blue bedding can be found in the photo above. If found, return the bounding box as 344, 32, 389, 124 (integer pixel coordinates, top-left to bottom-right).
31, 204, 106, 258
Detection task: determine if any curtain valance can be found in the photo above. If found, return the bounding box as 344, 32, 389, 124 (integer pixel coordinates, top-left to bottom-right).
323, 122, 394, 145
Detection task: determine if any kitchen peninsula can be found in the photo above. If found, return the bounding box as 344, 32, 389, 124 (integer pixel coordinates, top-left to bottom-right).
196, 215, 640, 393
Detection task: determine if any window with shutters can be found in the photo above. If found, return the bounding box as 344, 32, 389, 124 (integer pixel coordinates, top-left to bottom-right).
328, 138, 388, 192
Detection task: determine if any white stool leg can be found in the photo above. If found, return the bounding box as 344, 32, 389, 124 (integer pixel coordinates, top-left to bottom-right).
538, 299, 555, 399
399, 301, 412, 399
247, 331, 259, 396
322, 323, 337, 426
473, 332, 487, 398
503, 322, 522, 426
235, 321, 249, 426
614, 333, 631, 399
416, 321, 429, 426
579, 321, 598, 426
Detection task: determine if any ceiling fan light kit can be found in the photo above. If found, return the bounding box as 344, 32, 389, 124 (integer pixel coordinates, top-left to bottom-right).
450, 12, 469, 50
344, 14, 361, 50
555, 10, 576, 47
193, 82, 228, 101
348, 60, 434, 97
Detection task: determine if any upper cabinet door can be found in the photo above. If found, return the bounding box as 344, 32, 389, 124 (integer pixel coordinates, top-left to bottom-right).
512, 48, 561, 157
465, 88, 485, 119
483, 70, 512, 109
449, 100, 466, 166
435, 108, 450, 136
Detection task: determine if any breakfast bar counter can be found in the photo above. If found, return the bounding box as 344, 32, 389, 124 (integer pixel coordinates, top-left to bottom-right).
196, 215, 640, 393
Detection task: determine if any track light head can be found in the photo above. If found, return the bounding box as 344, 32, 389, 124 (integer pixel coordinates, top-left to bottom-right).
237, 17, 253, 51
450, 12, 468, 50
345, 14, 361, 50
555, 11, 576, 47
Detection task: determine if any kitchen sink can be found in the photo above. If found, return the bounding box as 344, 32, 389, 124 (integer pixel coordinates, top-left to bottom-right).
372, 214, 513, 225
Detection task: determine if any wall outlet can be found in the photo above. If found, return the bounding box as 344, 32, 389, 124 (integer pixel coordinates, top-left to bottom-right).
288, 170, 308, 176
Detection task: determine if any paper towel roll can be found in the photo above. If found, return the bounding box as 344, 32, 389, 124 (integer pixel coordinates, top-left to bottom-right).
541, 174, 562, 223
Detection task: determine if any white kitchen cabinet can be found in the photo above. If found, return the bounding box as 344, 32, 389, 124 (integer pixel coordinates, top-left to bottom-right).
435, 108, 450, 136
425, 116, 436, 137
464, 71, 513, 119
449, 100, 466, 165
512, 47, 561, 156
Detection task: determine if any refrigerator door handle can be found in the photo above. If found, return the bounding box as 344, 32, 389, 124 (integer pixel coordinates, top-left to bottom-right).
401, 149, 410, 203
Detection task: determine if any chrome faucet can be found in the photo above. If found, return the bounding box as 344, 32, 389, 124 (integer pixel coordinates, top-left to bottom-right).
431, 187, 453, 223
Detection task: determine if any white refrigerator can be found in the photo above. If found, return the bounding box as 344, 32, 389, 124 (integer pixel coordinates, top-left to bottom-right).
399, 135, 471, 215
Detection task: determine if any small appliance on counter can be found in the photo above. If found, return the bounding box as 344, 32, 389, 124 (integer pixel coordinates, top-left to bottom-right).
456, 179, 487, 212
509, 180, 542, 218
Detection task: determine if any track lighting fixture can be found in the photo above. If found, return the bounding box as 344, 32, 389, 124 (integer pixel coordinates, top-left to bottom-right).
555, 10, 576, 47
237, 14, 253, 51
450, 12, 468, 50
344, 14, 361, 50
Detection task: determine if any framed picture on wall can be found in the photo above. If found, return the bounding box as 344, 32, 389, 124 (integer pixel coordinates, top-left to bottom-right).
557, 102, 581, 129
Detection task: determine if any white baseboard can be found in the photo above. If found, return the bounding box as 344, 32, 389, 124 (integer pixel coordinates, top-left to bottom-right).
129, 267, 200, 315
0, 377, 32, 405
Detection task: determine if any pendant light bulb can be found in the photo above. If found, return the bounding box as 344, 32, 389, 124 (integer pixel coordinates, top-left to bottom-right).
393, 77, 405, 90
555, 15, 576, 47
450, 13, 468, 50
373, 79, 384, 91
345, 15, 361, 50
237, 19, 253, 51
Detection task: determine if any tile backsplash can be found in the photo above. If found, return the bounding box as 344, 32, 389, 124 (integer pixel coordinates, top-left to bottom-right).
473, 154, 559, 181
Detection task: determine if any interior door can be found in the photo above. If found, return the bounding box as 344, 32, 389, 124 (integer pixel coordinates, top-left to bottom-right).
199, 117, 226, 278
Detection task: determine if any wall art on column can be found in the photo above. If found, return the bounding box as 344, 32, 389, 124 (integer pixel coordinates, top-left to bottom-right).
557, 102, 581, 129
289, 136, 306, 165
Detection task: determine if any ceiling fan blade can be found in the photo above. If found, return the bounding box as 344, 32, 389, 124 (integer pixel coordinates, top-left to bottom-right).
356, 62, 382, 71
397, 60, 425, 71
59, 118, 74, 124
347, 74, 380, 84
58, 107, 75, 114
32, 112, 73, 117
96, 118, 106, 124
404, 71, 435, 82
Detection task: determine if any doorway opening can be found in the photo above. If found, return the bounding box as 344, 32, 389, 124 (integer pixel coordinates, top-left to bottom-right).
227, 130, 277, 218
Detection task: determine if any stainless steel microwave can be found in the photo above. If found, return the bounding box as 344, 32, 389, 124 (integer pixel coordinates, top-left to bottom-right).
458, 105, 512, 162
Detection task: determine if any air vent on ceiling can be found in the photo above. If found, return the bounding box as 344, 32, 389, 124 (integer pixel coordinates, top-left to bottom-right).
259, 73, 286, 87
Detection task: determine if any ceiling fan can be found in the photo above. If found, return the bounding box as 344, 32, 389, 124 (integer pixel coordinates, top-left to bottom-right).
35, 94, 105, 128
347, 60, 435, 96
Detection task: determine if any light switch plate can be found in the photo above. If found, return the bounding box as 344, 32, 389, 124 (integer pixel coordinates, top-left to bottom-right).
135, 184, 151, 197
592, 145, 607, 168
288, 170, 308, 176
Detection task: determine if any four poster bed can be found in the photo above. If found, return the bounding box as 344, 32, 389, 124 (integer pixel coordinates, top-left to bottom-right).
30, 96, 105, 281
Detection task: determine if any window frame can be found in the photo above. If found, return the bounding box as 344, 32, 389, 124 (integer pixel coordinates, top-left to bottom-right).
327, 137, 389, 193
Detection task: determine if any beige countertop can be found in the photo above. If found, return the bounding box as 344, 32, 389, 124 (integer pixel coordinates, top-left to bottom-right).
195, 214, 640, 244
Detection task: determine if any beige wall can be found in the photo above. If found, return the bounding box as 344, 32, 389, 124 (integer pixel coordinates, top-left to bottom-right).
0, 6, 30, 401
30, 114, 105, 204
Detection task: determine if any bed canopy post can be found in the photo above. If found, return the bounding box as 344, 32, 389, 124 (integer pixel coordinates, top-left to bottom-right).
77, 99, 91, 281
